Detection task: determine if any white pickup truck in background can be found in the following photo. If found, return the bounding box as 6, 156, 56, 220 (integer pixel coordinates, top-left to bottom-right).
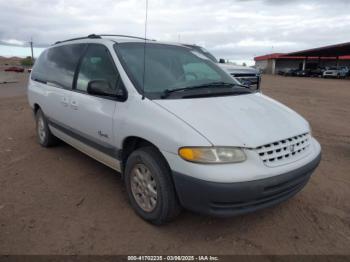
183, 44, 261, 87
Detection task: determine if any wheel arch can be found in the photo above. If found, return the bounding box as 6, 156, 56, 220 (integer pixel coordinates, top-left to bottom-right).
121, 136, 171, 177
33, 103, 41, 114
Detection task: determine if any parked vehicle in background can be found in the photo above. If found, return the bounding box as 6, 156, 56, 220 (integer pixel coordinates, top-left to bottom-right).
277, 68, 291, 76
4, 66, 24, 73
283, 69, 300, 76
183, 44, 261, 88
309, 67, 327, 77
27, 34, 321, 224
295, 69, 312, 77
218, 63, 261, 87
323, 67, 349, 78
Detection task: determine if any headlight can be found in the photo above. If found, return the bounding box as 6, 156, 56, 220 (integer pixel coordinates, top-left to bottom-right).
178, 147, 246, 164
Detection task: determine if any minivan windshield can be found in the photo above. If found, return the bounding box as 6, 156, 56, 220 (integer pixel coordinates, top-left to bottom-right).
115, 42, 244, 99
183, 44, 218, 63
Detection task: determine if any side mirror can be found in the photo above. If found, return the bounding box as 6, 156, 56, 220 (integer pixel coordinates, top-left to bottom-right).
219, 58, 226, 64
87, 80, 112, 96
87, 80, 126, 99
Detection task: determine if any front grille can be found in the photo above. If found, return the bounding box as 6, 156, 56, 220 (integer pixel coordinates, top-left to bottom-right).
233, 76, 259, 85
255, 133, 311, 167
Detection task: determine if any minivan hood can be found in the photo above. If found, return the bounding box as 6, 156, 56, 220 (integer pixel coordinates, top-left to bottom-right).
154, 93, 309, 148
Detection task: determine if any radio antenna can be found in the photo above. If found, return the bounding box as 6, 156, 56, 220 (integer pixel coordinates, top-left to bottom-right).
141, 0, 149, 100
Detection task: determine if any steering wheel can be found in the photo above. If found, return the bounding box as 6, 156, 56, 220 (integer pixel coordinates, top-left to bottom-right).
167, 72, 200, 90
176, 72, 198, 81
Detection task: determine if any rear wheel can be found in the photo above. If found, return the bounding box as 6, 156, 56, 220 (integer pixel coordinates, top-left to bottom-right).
124, 147, 181, 224
35, 109, 58, 147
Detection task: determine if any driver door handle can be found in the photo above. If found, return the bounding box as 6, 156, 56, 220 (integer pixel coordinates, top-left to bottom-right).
71, 100, 78, 110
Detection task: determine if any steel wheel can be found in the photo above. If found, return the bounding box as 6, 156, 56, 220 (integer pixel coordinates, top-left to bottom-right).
125, 147, 181, 224
130, 163, 158, 212
37, 115, 46, 144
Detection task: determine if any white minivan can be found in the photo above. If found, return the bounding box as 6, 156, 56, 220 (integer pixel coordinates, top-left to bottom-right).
28, 34, 321, 224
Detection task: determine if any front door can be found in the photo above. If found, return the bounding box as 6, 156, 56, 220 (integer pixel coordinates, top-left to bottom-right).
68, 44, 123, 170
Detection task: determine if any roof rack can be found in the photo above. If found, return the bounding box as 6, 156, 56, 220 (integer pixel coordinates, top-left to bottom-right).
54, 34, 101, 45
99, 34, 155, 41
53, 34, 155, 45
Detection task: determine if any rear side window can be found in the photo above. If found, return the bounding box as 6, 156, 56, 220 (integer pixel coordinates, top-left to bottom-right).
31, 44, 87, 89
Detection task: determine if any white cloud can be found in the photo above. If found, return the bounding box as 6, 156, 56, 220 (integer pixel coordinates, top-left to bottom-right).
0, 0, 349, 64
1, 39, 25, 46
237, 39, 296, 48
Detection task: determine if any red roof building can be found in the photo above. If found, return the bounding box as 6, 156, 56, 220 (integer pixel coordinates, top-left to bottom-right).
254, 42, 350, 74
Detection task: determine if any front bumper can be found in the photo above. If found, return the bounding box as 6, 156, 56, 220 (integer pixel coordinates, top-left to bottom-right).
172, 152, 321, 217
324, 73, 337, 77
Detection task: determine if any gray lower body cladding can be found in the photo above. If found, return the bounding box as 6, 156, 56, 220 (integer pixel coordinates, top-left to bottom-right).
172, 153, 321, 217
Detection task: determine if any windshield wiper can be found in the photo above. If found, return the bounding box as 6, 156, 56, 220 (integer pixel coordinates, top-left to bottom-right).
161, 81, 247, 98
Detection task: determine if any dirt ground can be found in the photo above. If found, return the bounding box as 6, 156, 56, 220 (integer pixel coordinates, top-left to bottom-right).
0, 73, 349, 255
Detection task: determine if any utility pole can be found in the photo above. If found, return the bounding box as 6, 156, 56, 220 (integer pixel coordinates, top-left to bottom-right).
30, 37, 34, 64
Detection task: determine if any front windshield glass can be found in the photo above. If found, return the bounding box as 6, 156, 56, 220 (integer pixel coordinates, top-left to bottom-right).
187, 45, 218, 63
115, 42, 239, 98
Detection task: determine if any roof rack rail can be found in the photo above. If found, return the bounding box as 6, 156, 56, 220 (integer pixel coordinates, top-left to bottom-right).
54, 34, 101, 45
99, 34, 155, 41
53, 34, 156, 45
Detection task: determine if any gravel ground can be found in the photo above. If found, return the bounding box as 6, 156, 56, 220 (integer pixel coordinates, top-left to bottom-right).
0, 73, 349, 255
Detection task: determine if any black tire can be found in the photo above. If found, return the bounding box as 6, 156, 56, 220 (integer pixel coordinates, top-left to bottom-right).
35, 109, 58, 147
124, 147, 181, 224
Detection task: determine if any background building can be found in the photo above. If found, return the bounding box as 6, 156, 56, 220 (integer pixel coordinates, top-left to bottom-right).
254, 42, 350, 74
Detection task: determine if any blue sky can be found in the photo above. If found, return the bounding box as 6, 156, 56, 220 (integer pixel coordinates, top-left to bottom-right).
0, 45, 44, 58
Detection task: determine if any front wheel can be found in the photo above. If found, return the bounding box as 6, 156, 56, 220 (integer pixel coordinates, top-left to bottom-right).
124, 147, 181, 224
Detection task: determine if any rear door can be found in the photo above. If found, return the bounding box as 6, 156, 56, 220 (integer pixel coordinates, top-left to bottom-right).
68, 44, 124, 169
31, 44, 87, 127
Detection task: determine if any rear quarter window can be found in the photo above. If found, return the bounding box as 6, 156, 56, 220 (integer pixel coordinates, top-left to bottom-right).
31, 44, 87, 89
